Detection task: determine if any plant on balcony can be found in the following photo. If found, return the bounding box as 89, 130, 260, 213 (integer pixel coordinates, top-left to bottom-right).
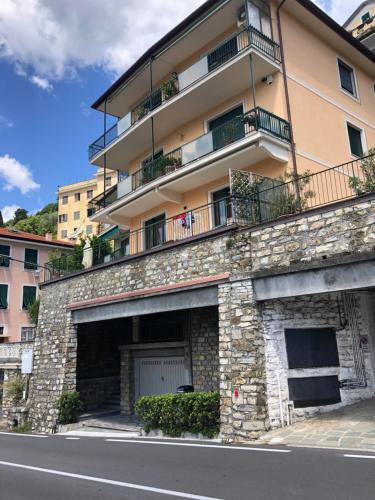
349, 148, 375, 195
266, 171, 315, 220
161, 75, 179, 101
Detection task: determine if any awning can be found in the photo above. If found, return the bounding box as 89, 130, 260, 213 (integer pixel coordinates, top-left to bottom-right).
98, 226, 120, 241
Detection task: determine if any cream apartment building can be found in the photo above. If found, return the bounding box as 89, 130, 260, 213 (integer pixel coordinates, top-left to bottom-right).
57, 168, 117, 241
344, 0, 375, 53
27, 0, 375, 439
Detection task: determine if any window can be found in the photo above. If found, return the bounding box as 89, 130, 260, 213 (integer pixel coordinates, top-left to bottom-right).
59, 214, 68, 223
74, 193, 81, 202
208, 105, 245, 151
86, 225, 93, 235
247, 0, 272, 37
212, 187, 232, 227
362, 12, 371, 23
338, 59, 357, 97
74, 211, 80, 220
0, 245, 10, 267
87, 207, 95, 217
347, 124, 364, 157
22, 286, 36, 310
21, 326, 35, 342
62, 195, 68, 205
105, 176, 112, 187
0, 284, 8, 309
24, 248, 38, 270
61, 230, 68, 239
144, 213, 165, 250
87, 190, 93, 199
0, 326, 4, 336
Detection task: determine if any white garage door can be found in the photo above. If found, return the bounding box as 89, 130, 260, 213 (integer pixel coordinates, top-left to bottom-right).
135, 356, 188, 398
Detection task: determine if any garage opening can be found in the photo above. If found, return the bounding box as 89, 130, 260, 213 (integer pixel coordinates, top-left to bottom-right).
76, 318, 132, 411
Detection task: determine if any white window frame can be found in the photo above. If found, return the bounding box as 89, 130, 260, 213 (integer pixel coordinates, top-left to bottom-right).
86, 224, 93, 235
74, 211, 80, 221
20, 325, 36, 342
345, 119, 367, 159
0, 283, 9, 311
21, 284, 38, 312
61, 229, 68, 239
0, 243, 12, 270
24, 247, 39, 272
337, 57, 360, 102
0, 325, 7, 338
87, 190, 94, 199
208, 184, 231, 230
141, 211, 167, 251
62, 195, 68, 205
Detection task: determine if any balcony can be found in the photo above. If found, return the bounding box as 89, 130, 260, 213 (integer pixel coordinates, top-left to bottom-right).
89, 26, 281, 168
352, 16, 375, 40
89, 107, 291, 224
0, 341, 34, 369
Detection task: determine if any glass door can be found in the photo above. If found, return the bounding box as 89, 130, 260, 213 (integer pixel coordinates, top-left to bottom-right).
212, 187, 232, 228
144, 213, 166, 250
208, 105, 244, 151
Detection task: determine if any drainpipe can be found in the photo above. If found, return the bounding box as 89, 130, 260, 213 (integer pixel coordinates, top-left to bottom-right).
149, 56, 155, 160
103, 99, 108, 208
276, 0, 301, 203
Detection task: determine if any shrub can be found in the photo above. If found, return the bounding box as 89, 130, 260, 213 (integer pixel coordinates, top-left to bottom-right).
13, 421, 32, 433
27, 298, 40, 325
135, 391, 220, 438
55, 391, 82, 425
349, 148, 375, 195
5, 375, 24, 404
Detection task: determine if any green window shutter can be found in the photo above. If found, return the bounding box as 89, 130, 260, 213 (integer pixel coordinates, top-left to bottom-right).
22, 286, 36, 310
347, 125, 363, 157
24, 248, 38, 270
0, 245, 10, 267
0, 285, 8, 309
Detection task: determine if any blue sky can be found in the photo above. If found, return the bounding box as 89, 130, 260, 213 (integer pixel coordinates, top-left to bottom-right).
0, 0, 363, 221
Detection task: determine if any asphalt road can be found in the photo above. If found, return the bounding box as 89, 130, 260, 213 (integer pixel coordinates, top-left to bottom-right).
0, 432, 374, 500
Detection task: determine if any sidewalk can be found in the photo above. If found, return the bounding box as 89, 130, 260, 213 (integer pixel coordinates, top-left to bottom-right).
259, 398, 375, 451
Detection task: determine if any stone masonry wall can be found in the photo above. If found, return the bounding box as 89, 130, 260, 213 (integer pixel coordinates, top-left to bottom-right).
263, 292, 375, 428
191, 307, 219, 392
30, 196, 375, 435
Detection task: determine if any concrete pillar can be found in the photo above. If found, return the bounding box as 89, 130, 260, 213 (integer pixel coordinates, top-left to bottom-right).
218, 279, 269, 442
119, 348, 134, 415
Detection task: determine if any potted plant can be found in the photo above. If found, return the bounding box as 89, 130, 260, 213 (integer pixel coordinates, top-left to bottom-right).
161, 75, 179, 101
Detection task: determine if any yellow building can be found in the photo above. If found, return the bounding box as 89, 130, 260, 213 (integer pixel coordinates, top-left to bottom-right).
57, 168, 117, 241
87, 0, 375, 254
344, 0, 375, 53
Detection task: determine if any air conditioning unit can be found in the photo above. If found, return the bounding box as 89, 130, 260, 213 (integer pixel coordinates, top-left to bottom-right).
237, 6, 247, 27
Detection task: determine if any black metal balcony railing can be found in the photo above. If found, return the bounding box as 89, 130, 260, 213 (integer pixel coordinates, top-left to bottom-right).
90, 107, 291, 212
47, 153, 375, 281
88, 25, 281, 160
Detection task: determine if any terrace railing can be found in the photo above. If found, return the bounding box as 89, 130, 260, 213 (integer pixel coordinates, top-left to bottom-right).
88, 25, 281, 160
89, 107, 291, 212
48, 153, 375, 281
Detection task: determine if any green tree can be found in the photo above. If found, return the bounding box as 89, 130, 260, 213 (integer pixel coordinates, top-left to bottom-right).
7, 203, 58, 238
13, 208, 28, 224
0, 211, 4, 227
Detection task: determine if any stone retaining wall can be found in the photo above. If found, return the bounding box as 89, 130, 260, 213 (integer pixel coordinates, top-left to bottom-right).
29, 196, 375, 436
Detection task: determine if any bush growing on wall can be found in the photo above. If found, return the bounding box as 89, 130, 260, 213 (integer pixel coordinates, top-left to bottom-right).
55, 391, 82, 425
135, 391, 220, 438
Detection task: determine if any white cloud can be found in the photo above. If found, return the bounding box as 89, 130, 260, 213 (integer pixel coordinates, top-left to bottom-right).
0, 0, 206, 84
0, 115, 14, 128
1, 204, 20, 222
30, 75, 53, 91
0, 1, 365, 88
0, 154, 40, 194
312, 0, 363, 24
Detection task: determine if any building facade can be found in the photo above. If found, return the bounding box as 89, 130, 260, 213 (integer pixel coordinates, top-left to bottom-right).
0, 228, 72, 412
344, 1, 375, 53
57, 168, 118, 241
27, 0, 375, 439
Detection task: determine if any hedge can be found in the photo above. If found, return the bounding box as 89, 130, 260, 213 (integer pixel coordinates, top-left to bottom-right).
135, 391, 220, 438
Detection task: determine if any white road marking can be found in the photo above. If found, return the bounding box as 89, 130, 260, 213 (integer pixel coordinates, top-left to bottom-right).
65, 437, 80, 440
106, 439, 291, 453
0, 461, 222, 500
344, 454, 375, 460
0, 432, 47, 439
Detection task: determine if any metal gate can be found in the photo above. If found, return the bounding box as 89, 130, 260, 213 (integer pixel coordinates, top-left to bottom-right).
135, 356, 188, 398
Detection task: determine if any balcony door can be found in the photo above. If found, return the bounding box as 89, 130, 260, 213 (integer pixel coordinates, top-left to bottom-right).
247, 0, 272, 38
208, 105, 244, 151
144, 213, 166, 250
212, 187, 232, 228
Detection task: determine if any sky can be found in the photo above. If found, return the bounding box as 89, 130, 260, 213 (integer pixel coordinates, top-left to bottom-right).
0, 0, 364, 221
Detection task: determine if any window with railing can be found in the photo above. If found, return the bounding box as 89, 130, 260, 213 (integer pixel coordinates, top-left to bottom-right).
24, 248, 38, 271
0, 245, 10, 268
